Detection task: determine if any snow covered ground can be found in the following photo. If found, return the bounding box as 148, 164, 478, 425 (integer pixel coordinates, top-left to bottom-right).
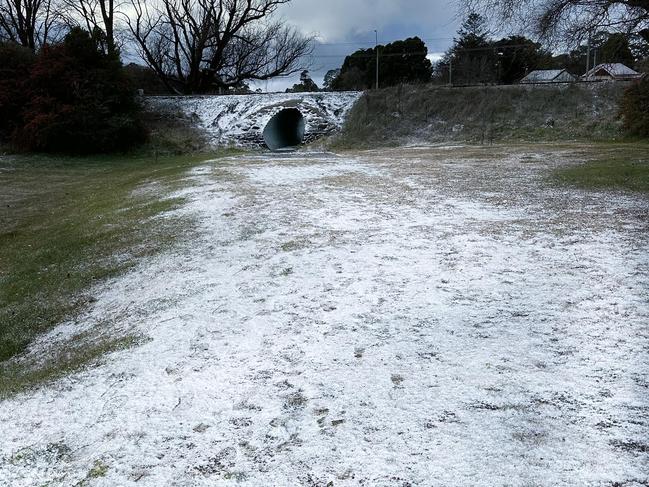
1, 146, 649, 486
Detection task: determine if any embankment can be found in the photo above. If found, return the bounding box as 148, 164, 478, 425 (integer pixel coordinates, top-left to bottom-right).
332, 82, 629, 148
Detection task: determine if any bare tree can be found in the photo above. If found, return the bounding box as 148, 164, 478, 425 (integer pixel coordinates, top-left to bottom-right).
125, 0, 313, 94
0, 0, 61, 49
61, 0, 120, 53
465, 0, 649, 44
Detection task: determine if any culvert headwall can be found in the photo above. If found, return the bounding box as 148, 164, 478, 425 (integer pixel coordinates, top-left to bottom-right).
146, 92, 362, 149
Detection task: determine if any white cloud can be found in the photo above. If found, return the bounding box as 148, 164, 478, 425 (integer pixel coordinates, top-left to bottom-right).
427, 52, 445, 64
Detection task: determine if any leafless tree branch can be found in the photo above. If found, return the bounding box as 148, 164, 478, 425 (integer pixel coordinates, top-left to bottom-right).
464, 0, 649, 45
124, 0, 313, 93
0, 0, 63, 49
61, 0, 122, 53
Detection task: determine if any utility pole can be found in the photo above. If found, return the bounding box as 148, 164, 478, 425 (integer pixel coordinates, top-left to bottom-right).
496, 51, 504, 85
449, 59, 453, 86
586, 31, 592, 78
375, 30, 379, 90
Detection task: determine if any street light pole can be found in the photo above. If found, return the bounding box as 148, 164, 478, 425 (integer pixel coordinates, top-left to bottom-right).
586, 31, 592, 76
375, 30, 379, 90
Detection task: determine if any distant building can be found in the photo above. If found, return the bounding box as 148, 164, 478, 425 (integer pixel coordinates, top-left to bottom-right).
520, 69, 576, 84
582, 63, 644, 81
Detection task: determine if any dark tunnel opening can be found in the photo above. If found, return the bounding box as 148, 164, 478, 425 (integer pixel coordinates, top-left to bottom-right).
263, 108, 306, 150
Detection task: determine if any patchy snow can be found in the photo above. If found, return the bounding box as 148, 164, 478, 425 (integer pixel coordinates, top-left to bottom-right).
1, 146, 649, 486
148, 92, 361, 147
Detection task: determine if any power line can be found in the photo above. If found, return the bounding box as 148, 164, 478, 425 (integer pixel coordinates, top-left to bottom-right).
305, 43, 547, 60
314, 37, 457, 46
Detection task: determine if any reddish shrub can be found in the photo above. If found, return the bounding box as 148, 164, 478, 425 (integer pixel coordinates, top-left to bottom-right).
8, 28, 146, 153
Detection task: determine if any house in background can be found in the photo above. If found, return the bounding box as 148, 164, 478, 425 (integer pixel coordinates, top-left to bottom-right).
582, 63, 644, 81
520, 69, 576, 84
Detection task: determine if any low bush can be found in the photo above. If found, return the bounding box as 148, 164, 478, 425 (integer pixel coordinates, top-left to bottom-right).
620, 78, 649, 138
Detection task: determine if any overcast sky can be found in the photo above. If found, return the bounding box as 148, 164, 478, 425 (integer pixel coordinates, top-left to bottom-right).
254, 0, 462, 92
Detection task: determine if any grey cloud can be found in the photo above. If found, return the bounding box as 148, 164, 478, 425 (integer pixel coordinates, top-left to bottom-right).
279, 0, 459, 44
257, 0, 461, 91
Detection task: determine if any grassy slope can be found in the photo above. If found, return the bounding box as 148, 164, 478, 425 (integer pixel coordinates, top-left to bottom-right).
332, 83, 627, 148
0, 152, 231, 397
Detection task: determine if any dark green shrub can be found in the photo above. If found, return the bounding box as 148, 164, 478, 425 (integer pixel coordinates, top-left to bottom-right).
0, 43, 35, 139
12, 28, 147, 153
620, 78, 649, 137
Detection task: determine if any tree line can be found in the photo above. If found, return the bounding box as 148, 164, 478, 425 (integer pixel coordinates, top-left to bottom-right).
0, 28, 147, 153
435, 13, 648, 86
325, 13, 648, 92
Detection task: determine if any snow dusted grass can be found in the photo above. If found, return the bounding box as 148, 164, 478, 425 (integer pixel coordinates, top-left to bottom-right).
333, 84, 626, 149
1, 144, 648, 485
0, 152, 237, 397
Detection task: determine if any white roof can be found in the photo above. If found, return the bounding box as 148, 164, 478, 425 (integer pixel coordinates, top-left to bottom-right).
584, 63, 641, 78
520, 69, 570, 82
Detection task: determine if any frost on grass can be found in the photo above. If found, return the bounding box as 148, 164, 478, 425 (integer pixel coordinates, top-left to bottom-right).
1, 146, 648, 486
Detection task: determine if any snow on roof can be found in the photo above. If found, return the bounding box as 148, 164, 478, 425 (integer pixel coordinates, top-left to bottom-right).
584, 63, 641, 78
520, 69, 571, 83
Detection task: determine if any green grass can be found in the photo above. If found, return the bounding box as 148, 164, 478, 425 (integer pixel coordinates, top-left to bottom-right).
75, 459, 110, 486
553, 144, 649, 193
0, 150, 236, 397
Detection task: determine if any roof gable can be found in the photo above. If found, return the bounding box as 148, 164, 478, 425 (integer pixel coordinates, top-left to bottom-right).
585, 63, 640, 78
521, 69, 573, 83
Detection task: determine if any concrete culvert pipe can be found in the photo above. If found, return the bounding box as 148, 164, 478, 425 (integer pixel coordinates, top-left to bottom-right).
263, 108, 306, 150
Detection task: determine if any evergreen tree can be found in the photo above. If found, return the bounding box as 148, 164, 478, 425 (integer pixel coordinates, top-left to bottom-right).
286, 70, 319, 92
331, 37, 432, 91
456, 13, 491, 49
444, 13, 495, 85
597, 33, 635, 66
323, 69, 340, 90
493, 36, 552, 84
550, 47, 588, 75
